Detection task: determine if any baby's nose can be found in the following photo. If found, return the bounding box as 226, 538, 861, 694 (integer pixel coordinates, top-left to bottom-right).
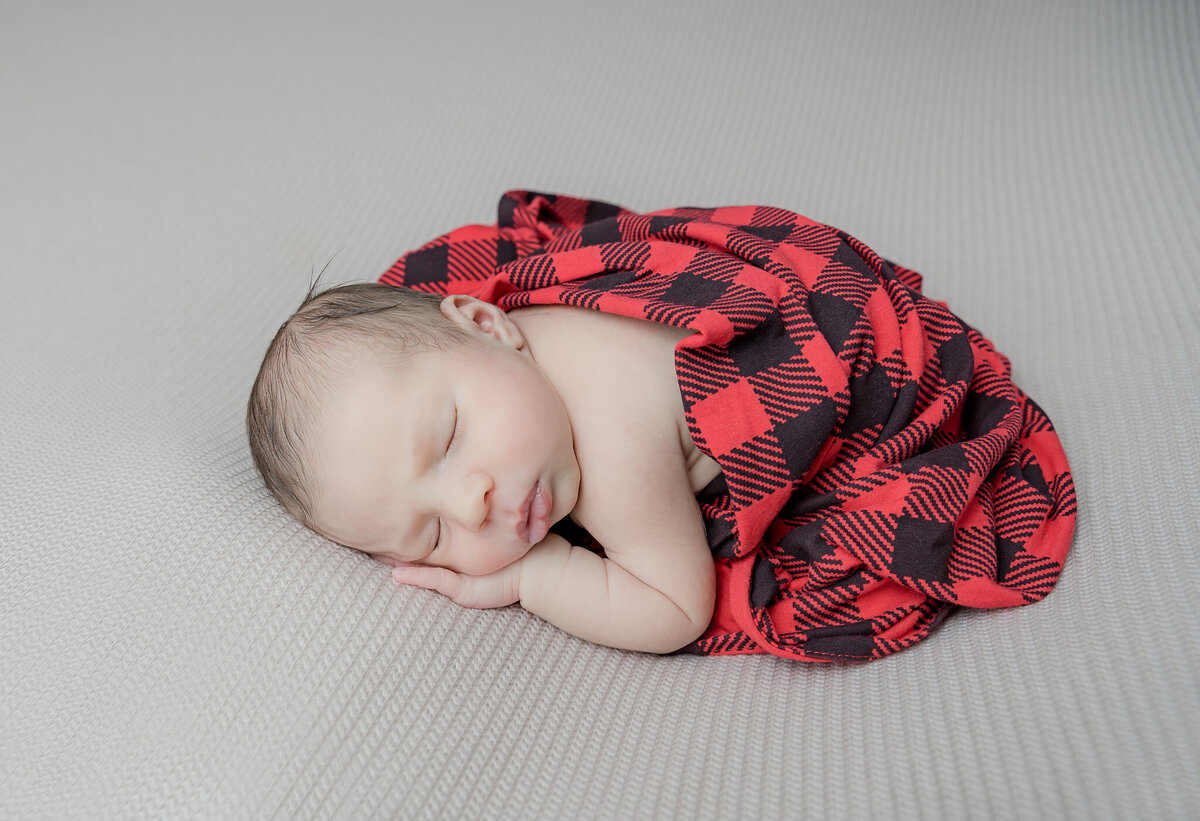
454, 472, 493, 531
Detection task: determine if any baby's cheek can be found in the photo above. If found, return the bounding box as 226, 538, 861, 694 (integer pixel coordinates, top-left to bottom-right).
372, 553, 404, 568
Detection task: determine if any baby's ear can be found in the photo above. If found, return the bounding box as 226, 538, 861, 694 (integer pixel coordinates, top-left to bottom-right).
440, 295, 526, 349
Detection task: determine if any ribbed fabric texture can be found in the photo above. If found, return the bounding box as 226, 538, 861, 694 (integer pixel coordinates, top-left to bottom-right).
1, 1, 1197, 818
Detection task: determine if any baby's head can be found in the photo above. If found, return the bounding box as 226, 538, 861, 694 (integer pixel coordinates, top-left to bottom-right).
247, 282, 581, 571
246, 283, 470, 531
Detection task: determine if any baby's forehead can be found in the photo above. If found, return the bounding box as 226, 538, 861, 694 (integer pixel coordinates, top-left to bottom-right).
309, 348, 429, 434
298, 337, 462, 461
298, 334, 406, 389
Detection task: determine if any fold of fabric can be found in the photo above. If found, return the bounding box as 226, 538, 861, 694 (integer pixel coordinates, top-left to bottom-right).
380, 191, 1077, 662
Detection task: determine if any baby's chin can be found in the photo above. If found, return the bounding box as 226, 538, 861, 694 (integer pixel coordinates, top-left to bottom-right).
552, 468, 582, 523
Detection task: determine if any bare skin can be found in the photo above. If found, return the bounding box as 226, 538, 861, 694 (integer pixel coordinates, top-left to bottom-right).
308, 295, 720, 654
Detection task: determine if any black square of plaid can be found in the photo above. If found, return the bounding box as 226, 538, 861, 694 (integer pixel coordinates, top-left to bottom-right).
935, 331, 974, 387
662, 268, 730, 309
648, 215, 691, 236
774, 515, 837, 563
738, 223, 796, 244
580, 217, 623, 247
727, 310, 799, 376
772, 396, 839, 478
899, 441, 973, 474
840, 360, 896, 437
890, 515, 957, 582
806, 288, 864, 356
402, 243, 449, 288
584, 198, 624, 224
963, 390, 1016, 439
749, 554, 781, 608
994, 537, 1025, 582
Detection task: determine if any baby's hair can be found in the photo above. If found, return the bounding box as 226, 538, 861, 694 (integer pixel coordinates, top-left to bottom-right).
247, 282, 470, 527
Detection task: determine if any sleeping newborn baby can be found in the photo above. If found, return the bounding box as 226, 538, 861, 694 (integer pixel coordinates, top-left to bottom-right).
248, 190, 1076, 662
248, 283, 720, 654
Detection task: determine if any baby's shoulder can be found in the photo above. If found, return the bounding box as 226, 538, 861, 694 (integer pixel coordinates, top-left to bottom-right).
510, 302, 691, 348
509, 304, 689, 399
509, 303, 690, 434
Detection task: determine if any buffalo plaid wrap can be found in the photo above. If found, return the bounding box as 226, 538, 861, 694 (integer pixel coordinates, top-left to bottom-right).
380, 191, 1077, 662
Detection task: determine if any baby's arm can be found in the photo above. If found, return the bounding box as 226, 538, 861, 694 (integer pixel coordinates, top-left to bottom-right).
518, 436, 715, 654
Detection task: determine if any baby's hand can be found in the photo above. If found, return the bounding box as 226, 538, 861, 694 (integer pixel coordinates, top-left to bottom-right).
390, 559, 523, 610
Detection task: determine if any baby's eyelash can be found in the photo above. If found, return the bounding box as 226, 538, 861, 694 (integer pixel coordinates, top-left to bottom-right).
445, 404, 458, 454
430, 405, 457, 555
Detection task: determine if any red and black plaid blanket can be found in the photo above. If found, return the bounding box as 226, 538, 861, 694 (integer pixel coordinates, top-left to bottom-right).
380, 191, 1077, 662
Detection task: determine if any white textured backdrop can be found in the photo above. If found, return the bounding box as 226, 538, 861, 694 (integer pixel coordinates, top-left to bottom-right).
2, 1, 1198, 818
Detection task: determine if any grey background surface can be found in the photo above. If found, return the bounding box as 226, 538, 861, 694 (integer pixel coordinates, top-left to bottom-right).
3, 1, 1198, 818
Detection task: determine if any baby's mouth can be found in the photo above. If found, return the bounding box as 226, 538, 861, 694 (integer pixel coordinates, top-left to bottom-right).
517, 480, 552, 545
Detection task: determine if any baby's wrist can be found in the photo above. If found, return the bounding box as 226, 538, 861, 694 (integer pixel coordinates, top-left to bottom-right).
518, 534, 573, 606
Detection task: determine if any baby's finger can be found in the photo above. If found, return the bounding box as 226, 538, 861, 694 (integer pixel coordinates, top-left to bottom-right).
392, 565, 462, 600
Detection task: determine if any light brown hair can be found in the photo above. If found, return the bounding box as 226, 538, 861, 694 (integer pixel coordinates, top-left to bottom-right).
246, 282, 469, 526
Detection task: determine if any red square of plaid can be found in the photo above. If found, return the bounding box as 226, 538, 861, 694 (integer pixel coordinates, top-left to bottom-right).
689, 378, 773, 459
